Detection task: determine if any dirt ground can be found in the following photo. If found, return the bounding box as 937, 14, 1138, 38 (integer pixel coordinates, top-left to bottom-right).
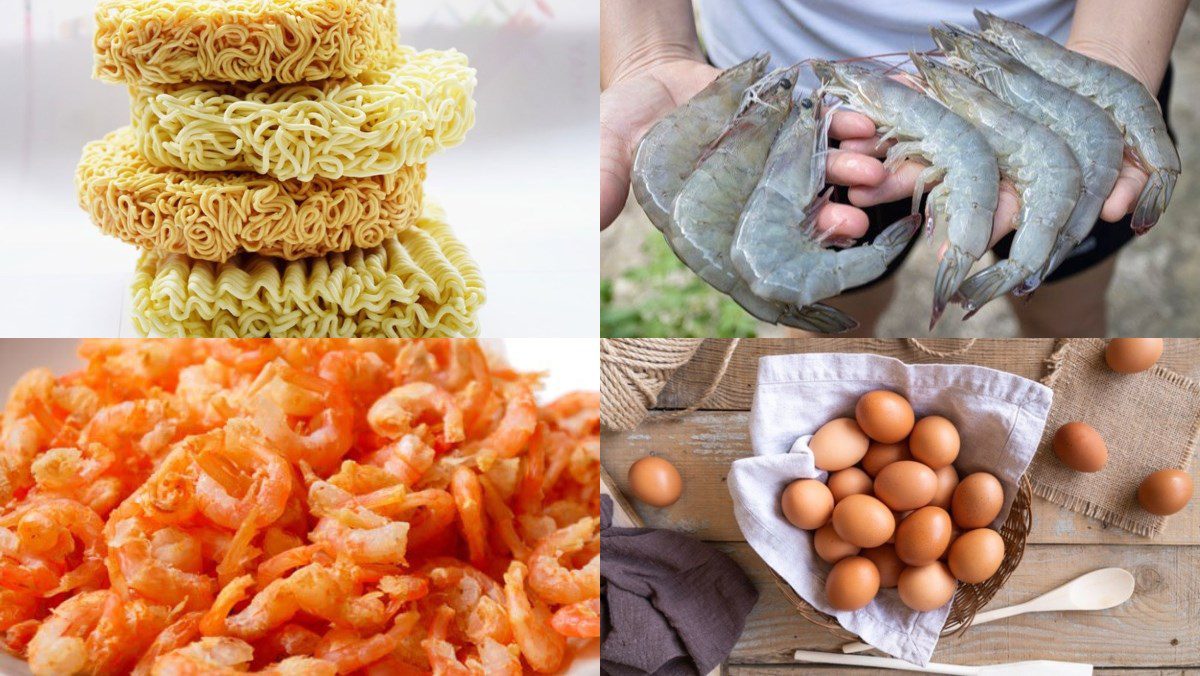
601, 6, 1200, 337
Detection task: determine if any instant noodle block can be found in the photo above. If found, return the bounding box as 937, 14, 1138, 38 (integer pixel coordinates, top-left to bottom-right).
131, 46, 477, 181
93, 0, 398, 85
130, 204, 485, 337
76, 127, 424, 263
0, 339, 599, 673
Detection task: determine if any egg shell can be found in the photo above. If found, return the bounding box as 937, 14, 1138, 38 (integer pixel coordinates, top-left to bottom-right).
855, 390, 915, 443
1105, 338, 1164, 374
951, 472, 1005, 529
827, 467, 874, 503
894, 506, 953, 566
832, 494, 896, 549
810, 418, 871, 471
930, 465, 959, 510
814, 524, 861, 563
909, 416, 960, 469
862, 545, 904, 588
627, 456, 682, 507
873, 461, 937, 512
947, 528, 1005, 584
941, 525, 962, 562
825, 556, 880, 611
898, 561, 957, 612
1051, 422, 1108, 473
861, 441, 912, 478
781, 479, 834, 530
1137, 469, 1193, 516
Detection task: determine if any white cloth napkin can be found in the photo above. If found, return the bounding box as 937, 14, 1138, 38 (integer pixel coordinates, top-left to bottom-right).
727, 352, 1053, 665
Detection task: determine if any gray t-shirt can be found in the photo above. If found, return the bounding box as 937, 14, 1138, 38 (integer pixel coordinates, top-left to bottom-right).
696, 0, 1073, 88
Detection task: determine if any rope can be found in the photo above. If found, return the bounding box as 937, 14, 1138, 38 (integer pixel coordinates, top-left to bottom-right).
907, 338, 977, 358
600, 339, 738, 431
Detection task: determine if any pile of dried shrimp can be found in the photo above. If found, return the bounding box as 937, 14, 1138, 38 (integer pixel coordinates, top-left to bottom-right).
0, 339, 599, 675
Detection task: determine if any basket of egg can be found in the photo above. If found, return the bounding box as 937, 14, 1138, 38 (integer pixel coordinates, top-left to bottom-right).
775, 390, 1032, 639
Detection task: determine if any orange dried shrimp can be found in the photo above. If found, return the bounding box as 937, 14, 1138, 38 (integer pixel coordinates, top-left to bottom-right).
0, 339, 599, 675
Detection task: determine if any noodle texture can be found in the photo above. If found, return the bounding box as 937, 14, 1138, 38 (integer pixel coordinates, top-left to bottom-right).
77, 127, 424, 263
131, 46, 476, 180
94, 0, 398, 85
131, 205, 486, 337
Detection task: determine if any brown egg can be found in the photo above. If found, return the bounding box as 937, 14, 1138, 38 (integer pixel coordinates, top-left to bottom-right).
1052, 422, 1108, 473
810, 418, 871, 471
947, 528, 1005, 584
898, 561, 957, 612
828, 467, 874, 502
894, 506, 953, 566
929, 465, 959, 510
909, 416, 960, 469
825, 556, 880, 611
831, 494, 896, 549
874, 461, 937, 512
627, 456, 682, 507
862, 545, 904, 588
855, 390, 915, 443
1137, 469, 1194, 516
814, 524, 861, 563
941, 526, 962, 562
951, 472, 1005, 529
1105, 338, 1164, 374
781, 479, 834, 530
861, 441, 912, 478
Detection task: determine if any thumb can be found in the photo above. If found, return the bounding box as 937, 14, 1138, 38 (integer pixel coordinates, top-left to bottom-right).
600, 117, 633, 230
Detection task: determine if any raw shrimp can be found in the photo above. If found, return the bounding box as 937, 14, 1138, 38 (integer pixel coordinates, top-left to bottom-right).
631, 53, 769, 231
974, 10, 1179, 233
193, 423, 292, 530
151, 637, 336, 676
911, 53, 1081, 314
450, 466, 489, 569
503, 562, 565, 673
528, 517, 600, 606
671, 66, 859, 333
550, 598, 600, 639
812, 59, 1000, 327
732, 96, 920, 311
931, 25, 1125, 294
368, 382, 465, 446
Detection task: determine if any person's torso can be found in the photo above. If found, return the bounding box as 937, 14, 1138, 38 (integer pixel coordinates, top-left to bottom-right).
695, 0, 1073, 89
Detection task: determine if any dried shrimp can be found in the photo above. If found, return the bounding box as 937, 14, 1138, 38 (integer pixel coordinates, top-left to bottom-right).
0, 339, 599, 674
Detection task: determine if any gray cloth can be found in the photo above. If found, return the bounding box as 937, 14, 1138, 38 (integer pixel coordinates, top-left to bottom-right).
600, 496, 759, 676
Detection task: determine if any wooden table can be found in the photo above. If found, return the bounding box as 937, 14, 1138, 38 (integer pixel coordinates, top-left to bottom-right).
602, 339, 1200, 675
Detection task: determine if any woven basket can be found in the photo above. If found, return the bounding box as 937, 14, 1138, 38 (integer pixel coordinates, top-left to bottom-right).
773, 474, 1033, 640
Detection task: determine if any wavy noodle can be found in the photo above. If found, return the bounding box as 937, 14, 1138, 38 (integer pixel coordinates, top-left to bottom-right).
131, 46, 476, 180
130, 203, 486, 337
76, 127, 424, 262
93, 0, 397, 85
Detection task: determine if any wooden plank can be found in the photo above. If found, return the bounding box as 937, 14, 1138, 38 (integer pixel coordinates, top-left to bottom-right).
655, 339, 1200, 411
719, 542, 1200, 667
601, 410, 1200, 545
728, 668, 1200, 675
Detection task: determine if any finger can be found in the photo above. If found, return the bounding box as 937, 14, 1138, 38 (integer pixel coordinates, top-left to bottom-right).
838, 137, 894, 158
814, 202, 871, 240
847, 160, 929, 207
599, 120, 633, 230
988, 181, 1022, 247
1100, 165, 1148, 222
829, 111, 877, 140
825, 150, 887, 188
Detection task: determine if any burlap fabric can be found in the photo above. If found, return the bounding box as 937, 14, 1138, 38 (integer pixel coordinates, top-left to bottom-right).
1028, 339, 1200, 536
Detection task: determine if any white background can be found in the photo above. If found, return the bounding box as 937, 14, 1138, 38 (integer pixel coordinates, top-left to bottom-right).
0, 0, 599, 338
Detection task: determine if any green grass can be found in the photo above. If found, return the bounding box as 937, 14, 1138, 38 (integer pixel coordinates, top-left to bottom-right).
600, 231, 760, 338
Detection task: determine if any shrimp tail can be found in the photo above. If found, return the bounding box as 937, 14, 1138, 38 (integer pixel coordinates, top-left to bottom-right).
931, 246, 975, 329
956, 260, 1037, 319
780, 303, 859, 334
1131, 168, 1176, 234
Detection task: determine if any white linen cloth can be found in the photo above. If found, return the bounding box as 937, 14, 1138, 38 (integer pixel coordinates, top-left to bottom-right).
727, 352, 1053, 665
